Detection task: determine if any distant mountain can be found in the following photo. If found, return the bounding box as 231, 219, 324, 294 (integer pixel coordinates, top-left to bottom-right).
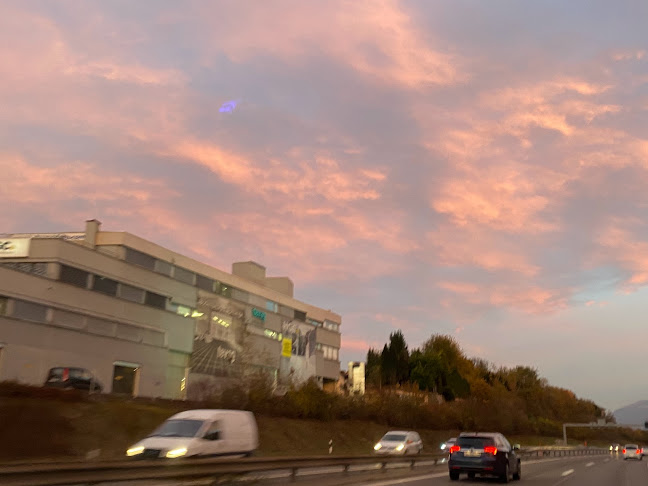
613, 401, 648, 426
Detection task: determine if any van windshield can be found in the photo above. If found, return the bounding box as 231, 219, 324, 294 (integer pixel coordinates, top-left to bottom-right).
382, 434, 407, 442
149, 419, 205, 438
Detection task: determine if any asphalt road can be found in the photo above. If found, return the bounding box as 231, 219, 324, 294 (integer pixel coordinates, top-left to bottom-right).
354, 453, 646, 486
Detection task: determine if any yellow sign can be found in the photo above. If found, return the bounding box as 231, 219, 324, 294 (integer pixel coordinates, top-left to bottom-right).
281, 338, 292, 358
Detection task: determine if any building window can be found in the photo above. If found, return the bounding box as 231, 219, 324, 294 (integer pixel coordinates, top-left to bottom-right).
2, 262, 48, 277
51, 309, 85, 329
214, 282, 232, 298
264, 329, 283, 341
145, 291, 167, 309
92, 275, 118, 296
11, 299, 49, 323
59, 265, 89, 288
124, 247, 156, 270
231, 288, 249, 302
196, 274, 214, 292
294, 310, 306, 321
308, 318, 322, 327
323, 320, 340, 332
266, 300, 278, 313
0, 297, 7, 316
118, 284, 145, 304
154, 259, 173, 276
170, 303, 193, 317
173, 266, 195, 285
319, 344, 339, 361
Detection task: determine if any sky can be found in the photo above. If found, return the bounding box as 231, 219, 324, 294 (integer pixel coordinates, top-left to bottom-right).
2, 0, 647, 411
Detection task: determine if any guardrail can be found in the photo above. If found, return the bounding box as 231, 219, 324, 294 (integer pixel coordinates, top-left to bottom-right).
0, 447, 608, 486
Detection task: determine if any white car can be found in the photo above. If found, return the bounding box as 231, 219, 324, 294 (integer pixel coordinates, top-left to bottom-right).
441, 437, 457, 452
622, 444, 642, 460
374, 431, 423, 455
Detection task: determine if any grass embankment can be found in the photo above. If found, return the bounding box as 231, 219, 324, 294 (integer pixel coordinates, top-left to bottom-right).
0, 393, 574, 464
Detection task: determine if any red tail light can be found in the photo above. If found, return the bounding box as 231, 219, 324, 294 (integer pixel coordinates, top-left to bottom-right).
484, 446, 498, 455
623, 449, 626, 454
449, 445, 460, 453
637, 449, 641, 454
62, 368, 69, 381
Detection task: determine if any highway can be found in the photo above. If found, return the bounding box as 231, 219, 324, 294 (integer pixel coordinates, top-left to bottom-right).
350, 454, 648, 486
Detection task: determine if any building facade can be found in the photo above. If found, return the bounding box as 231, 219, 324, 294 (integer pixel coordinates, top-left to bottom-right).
0, 220, 341, 399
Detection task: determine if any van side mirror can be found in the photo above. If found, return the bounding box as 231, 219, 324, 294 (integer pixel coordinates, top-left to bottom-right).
513, 444, 521, 451
204, 431, 220, 441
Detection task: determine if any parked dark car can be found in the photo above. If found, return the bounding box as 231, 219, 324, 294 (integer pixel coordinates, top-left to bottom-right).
44, 367, 102, 392
448, 432, 521, 482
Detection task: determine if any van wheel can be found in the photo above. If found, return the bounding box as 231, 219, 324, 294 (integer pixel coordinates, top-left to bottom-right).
513, 461, 521, 480
449, 471, 460, 481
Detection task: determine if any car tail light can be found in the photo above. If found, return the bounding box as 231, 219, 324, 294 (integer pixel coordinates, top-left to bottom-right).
407, 440, 413, 444
484, 446, 498, 455
637, 449, 641, 454
449, 445, 460, 453
62, 368, 69, 381
623, 449, 626, 454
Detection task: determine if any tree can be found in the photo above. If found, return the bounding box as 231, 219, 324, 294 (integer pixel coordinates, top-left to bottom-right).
366, 348, 382, 388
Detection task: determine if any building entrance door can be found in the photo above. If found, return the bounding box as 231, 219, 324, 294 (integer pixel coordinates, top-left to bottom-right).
112, 361, 140, 396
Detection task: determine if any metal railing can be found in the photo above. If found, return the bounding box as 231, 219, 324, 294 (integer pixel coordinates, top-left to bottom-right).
0, 447, 608, 486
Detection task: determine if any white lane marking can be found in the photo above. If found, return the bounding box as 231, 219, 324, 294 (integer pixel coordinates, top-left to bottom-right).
358, 472, 448, 486
561, 468, 575, 477
586, 462, 595, 467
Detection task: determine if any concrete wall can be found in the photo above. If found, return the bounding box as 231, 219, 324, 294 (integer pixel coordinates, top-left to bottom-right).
316, 327, 341, 348
316, 354, 341, 380
0, 316, 170, 397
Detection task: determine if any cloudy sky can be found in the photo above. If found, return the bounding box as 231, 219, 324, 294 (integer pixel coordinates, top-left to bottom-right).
3, 0, 648, 411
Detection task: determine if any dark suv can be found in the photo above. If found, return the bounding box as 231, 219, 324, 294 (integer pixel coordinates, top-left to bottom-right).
448, 432, 521, 482
44, 367, 103, 392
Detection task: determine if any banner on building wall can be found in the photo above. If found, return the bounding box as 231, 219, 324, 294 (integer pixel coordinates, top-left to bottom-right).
280, 320, 317, 384
0, 238, 30, 258
281, 338, 292, 358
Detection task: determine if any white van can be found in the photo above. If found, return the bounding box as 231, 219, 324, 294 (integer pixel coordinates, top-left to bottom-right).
126, 409, 259, 459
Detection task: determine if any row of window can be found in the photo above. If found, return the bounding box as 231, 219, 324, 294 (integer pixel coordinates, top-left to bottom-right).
123, 247, 338, 331
317, 344, 340, 361
0, 296, 165, 347
57, 264, 168, 310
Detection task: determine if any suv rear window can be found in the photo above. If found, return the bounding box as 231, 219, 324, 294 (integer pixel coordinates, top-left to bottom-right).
457, 437, 495, 448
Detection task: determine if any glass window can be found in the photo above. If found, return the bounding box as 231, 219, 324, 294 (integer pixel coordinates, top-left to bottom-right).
324, 320, 340, 332
266, 300, 278, 313
51, 309, 85, 329
116, 323, 142, 342
12, 299, 48, 323
230, 288, 249, 302
215, 282, 232, 298
59, 265, 89, 288
264, 329, 282, 341
2, 262, 48, 277
196, 274, 214, 292
87, 317, 115, 336
119, 284, 145, 303
173, 266, 195, 284
92, 275, 118, 296
382, 434, 407, 442
308, 318, 322, 327
170, 303, 193, 317
145, 291, 167, 309
457, 437, 496, 448
294, 310, 306, 321
124, 247, 156, 270
154, 259, 173, 276
150, 419, 205, 438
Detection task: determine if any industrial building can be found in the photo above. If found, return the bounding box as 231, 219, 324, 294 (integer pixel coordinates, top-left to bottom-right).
0, 220, 341, 399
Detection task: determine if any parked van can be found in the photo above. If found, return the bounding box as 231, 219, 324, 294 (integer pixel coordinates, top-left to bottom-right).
126, 409, 259, 459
